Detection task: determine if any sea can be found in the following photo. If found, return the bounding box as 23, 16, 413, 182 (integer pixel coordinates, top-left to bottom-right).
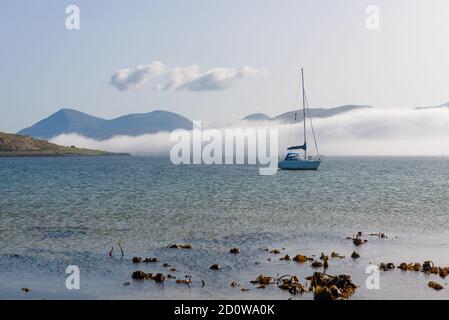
0, 156, 448, 299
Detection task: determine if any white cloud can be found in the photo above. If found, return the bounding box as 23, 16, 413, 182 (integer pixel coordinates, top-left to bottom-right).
177, 67, 238, 91
160, 65, 201, 91
165, 65, 268, 91
238, 65, 269, 79
109, 61, 166, 91
110, 61, 268, 91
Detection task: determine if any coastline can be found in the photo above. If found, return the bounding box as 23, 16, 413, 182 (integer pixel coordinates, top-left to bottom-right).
0, 152, 131, 157
0, 132, 130, 157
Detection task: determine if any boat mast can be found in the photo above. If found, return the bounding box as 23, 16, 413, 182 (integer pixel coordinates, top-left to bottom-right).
301, 68, 307, 159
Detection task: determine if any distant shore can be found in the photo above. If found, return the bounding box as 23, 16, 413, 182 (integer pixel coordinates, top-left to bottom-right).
0, 151, 131, 157
0, 132, 129, 157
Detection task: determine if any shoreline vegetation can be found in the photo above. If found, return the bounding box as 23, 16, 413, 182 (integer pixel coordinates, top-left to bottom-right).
0, 132, 130, 157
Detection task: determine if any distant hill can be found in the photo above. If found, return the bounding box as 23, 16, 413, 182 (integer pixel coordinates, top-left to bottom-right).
0, 132, 127, 157
242, 113, 272, 122
414, 102, 449, 110
243, 105, 371, 123
18, 109, 193, 140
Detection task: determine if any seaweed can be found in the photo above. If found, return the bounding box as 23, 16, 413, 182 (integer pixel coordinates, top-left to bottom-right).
277, 275, 307, 295
311, 260, 323, 268
250, 274, 275, 285
439, 267, 449, 279
379, 263, 395, 271
306, 272, 357, 300
320, 253, 329, 260
320, 253, 329, 269
331, 252, 345, 259
348, 232, 368, 246
168, 243, 192, 249
369, 232, 387, 239
117, 241, 124, 257
428, 281, 444, 291
293, 254, 312, 263
397, 261, 448, 277
132, 256, 142, 263
153, 273, 165, 283
398, 262, 420, 271
132, 270, 151, 280
131, 271, 164, 283
422, 261, 438, 274
108, 241, 124, 257
176, 276, 192, 285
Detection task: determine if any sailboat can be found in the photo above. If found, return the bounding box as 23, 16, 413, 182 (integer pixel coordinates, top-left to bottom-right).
278, 68, 321, 170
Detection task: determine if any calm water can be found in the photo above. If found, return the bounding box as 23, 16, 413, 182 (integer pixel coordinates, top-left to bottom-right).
1, 156, 448, 299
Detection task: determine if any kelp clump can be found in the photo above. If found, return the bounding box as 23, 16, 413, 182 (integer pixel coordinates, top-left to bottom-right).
131, 271, 165, 283
379, 262, 395, 271
293, 254, 313, 263
250, 274, 308, 295
306, 272, 357, 300
331, 252, 345, 259
428, 281, 444, 291
250, 274, 275, 285
397, 260, 449, 278
168, 243, 192, 249
278, 275, 307, 295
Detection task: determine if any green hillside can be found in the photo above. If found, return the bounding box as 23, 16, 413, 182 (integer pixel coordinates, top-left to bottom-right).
0, 132, 128, 157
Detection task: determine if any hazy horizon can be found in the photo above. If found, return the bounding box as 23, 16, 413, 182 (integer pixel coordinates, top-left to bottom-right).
46, 107, 449, 156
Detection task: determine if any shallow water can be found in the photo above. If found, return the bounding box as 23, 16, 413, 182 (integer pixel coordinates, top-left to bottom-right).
0, 156, 448, 299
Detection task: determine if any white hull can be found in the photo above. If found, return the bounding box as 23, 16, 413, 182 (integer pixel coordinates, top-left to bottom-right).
278, 159, 321, 170
281, 68, 321, 171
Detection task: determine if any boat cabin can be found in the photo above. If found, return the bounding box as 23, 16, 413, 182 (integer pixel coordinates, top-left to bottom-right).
284, 152, 303, 160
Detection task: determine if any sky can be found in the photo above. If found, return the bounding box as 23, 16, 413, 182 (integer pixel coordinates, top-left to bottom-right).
1, 0, 449, 133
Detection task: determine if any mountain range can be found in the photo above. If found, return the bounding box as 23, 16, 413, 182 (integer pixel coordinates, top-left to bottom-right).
18, 109, 194, 140
17, 102, 448, 140
242, 105, 372, 123
414, 102, 449, 110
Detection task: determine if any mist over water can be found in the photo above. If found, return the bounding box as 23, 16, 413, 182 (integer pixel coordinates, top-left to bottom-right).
50, 108, 449, 156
